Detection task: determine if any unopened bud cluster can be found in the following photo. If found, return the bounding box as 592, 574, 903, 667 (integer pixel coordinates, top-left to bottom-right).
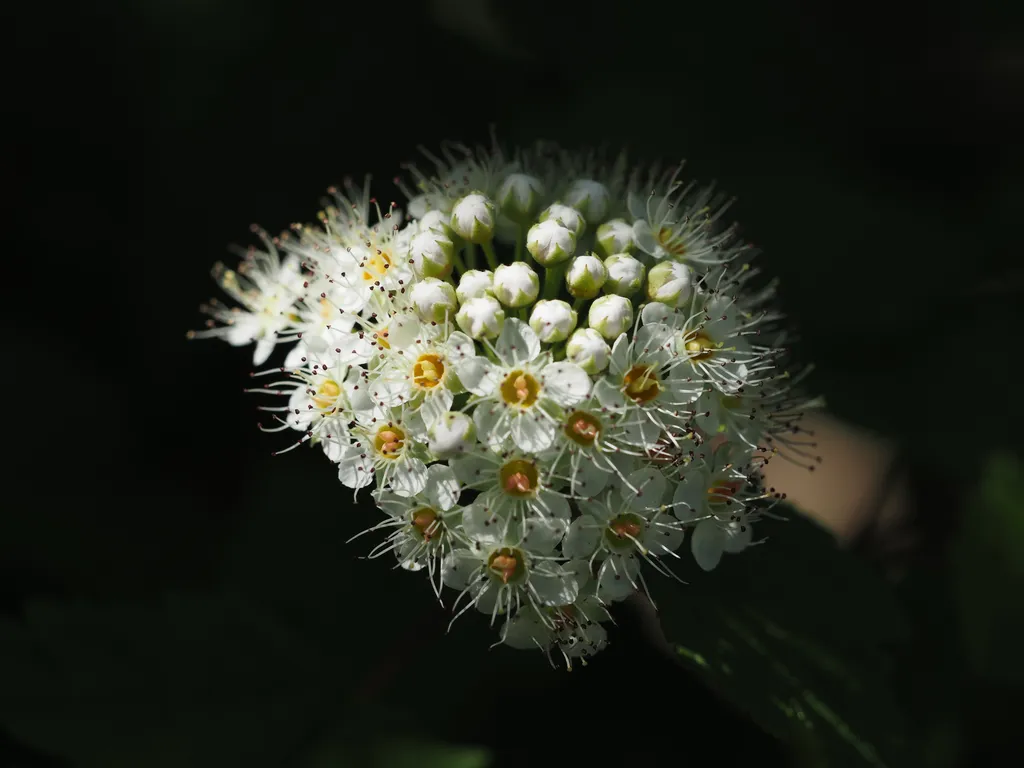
190, 139, 819, 669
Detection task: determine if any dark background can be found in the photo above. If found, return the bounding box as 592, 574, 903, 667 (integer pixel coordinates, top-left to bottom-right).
6, 0, 1022, 766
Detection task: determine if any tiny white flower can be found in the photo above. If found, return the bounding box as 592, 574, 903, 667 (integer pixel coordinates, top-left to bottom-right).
646, 260, 693, 307
492, 262, 540, 308
529, 299, 577, 343
336, 413, 429, 498
564, 254, 607, 299
497, 173, 544, 221
409, 228, 455, 279
526, 220, 576, 267
603, 253, 646, 296
428, 411, 477, 458
565, 328, 610, 374
595, 218, 635, 257
455, 269, 494, 303
410, 278, 458, 324
450, 192, 496, 244
539, 203, 586, 238
587, 295, 633, 340
456, 295, 506, 340
563, 179, 610, 223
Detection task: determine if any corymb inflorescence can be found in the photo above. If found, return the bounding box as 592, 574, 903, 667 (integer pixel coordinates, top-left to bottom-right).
189, 138, 821, 669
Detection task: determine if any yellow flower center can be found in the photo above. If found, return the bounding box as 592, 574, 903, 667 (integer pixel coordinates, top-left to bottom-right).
623, 364, 661, 403
312, 379, 342, 410
564, 410, 601, 446
487, 547, 524, 584
499, 459, 539, 498
374, 328, 391, 349
657, 226, 687, 257
500, 370, 540, 408
413, 353, 445, 389
361, 249, 392, 282
605, 512, 645, 550
411, 507, 441, 542
374, 424, 406, 459
685, 332, 717, 361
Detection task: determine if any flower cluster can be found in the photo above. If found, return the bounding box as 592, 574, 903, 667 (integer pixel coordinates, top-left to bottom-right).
190, 139, 819, 668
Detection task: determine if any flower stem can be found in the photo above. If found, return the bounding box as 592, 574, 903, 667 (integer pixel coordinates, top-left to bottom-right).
543, 262, 568, 300
464, 243, 477, 270
482, 241, 500, 270
517, 306, 528, 322
572, 296, 586, 312
451, 250, 467, 276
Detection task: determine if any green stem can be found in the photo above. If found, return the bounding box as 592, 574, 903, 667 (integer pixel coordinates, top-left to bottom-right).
482, 240, 500, 270
543, 262, 568, 301
516, 306, 529, 322
482, 343, 501, 364
551, 341, 567, 361
451, 250, 467, 276
572, 296, 586, 312
464, 242, 477, 270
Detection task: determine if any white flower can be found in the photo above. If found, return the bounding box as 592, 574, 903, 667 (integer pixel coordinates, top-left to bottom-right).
456, 295, 505, 340
595, 218, 635, 257
539, 203, 586, 238
336, 413, 430, 498
455, 269, 494, 303
428, 411, 477, 458
410, 278, 458, 324
564, 254, 607, 299
529, 299, 577, 343
646, 260, 693, 307
497, 173, 544, 221
409, 228, 455, 279
603, 253, 645, 296
453, 319, 592, 452
563, 179, 610, 223
565, 328, 610, 374
587, 295, 633, 340
526, 220, 576, 267
450, 192, 496, 244
492, 262, 540, 308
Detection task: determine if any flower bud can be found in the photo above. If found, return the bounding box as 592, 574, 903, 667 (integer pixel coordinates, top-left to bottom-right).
450, 193, 496, 244
456, 269, 494, 303
566, 327, 611, 374
564, 179, 610, 223
646, 260, 693, 307
456, 296, 505, 340
588, 294, 633, 340
493, 262, 540, 308
418, 209, 451, 234
529, 299, 577, 343
409, 229, 455, 279
526, 220, 576, 266
410, 278, 458, 324
595, 218, 635, 257
539, 203, 586, 238
564, 254, 607, 299
603, 253, 645, 296
497, 173, 544, 222
427, 411, 477, 458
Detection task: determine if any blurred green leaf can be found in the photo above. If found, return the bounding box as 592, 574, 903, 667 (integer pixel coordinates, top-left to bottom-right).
953, 453, 1024, 684
308, 736, 491, 768
656, 509, 912, 767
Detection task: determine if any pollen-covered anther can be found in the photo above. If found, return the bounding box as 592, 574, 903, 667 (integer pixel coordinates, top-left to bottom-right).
411, 508, 441, 542
499, 459, 539, 498
564, 410, 601, 446
374, 425, 406, 457
500, 370, 540, 407
413, 353, 445, 389
487, 548, 523, 584
623, 364, 661, 403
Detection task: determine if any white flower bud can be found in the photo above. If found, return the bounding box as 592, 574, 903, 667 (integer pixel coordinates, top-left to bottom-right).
456, 269, 494, 303
526, 220, 576, 266
529, 299, 577, 343
564, 254, 607, 299
539, 203, 586, 238
456, 295, 505, 340
418, 209, 451, 234
497, 173, 544, 222
596, 218, 635, 257
564, 179, 610, 223
566, 327, 611, 374
646, 260, 693, 307
450, 193, 496, 244
492, 262, 540, 308
409, 229, 455, 279
410, 278, 458, 324
588, 294, 633, 339
603, 253, 646, 296
427, 411, 477, 458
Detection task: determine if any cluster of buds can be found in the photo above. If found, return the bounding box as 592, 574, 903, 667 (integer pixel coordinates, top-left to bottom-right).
189, 139, 819, 668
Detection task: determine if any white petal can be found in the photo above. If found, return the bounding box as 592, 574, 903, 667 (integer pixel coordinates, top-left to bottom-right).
647, 518, 685, 556
562, 515, 603, 559
387, 312, 421, 349
540, 362, 592, 407
388, 456, 428, 497
445, 331, 477, 360
455, 357, 500, 396
283, 342, 307, 369
691, 519, 725, 571
424, 463, 461, 510
530, 564, 579, 607
533, 489, 571, 520
462, 502, 504, 547
495, 318, 540, 366
723, 520, 753, 553
624, 467, 668, 512
337, 446, 374, 491
635, 322, 675, 356
418, 388, 454, 431
640, 302, 674, 326
473, 403, 509, 450
510, 410, 556, 453
573, 459, 610, 498
253, 337, 276, 366
593, 377, 626, 410
596, 554, 640, 602
449, 454, 494, 488
673, 468, 710, 521
502, 611, 551, 650
441, 550, 480, 591
609, 333, 630, 374
520, 516, 567, 554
